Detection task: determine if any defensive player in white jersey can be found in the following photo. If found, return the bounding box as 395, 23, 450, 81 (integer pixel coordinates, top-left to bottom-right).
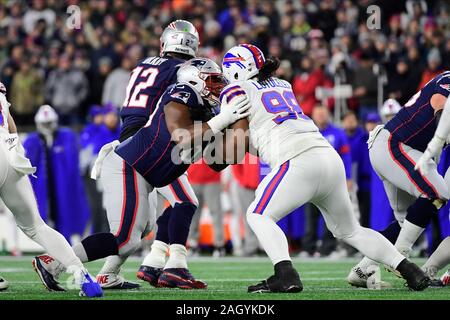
0, 84, 102, 297
216, 44, 430, 292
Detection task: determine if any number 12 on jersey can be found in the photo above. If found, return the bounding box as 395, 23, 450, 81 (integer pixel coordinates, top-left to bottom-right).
261, 90, 309, 124
123, 66, 159, 108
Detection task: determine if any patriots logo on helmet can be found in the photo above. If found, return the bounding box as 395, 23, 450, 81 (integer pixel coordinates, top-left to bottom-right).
223, 53, 246, 69
440, 84, 450, 92
171, 91, 191, 104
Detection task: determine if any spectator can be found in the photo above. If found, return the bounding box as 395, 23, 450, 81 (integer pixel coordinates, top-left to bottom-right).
10, 60, 44, 125
292, 55, 332, 116
387, 58, 420, 105
23, 0, 56, 35
418, 48, 444, 90
351, 51, 378, 120
45, 54, 88, 124
102, 56, 132, 108
89, 56, 112, 105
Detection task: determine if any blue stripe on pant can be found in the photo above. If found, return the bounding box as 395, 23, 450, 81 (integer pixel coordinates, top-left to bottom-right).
115, 161, 139, 248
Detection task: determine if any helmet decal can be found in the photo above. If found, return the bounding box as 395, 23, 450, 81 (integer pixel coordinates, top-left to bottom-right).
223, 52, 246, 69
240, 44, 265, 69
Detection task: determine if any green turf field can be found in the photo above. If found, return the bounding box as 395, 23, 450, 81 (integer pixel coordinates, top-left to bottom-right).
0, 256, 448, 300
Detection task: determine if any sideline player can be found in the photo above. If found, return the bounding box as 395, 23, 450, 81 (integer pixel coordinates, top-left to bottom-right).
0, 83, 102, 297
348, 71, 450, 288
215, 44, 429, 292
33, 57, 249, 290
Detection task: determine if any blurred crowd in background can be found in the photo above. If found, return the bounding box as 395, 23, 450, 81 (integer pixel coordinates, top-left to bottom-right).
0, 0, 449, 258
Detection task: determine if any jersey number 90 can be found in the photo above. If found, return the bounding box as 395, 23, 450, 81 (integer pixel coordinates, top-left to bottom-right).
261, 90, 309, 124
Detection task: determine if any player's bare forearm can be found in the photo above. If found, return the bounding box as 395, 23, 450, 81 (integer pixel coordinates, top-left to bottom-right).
165, 101, 214, 147
7, 114, 17, 134
220, 118, 249, 164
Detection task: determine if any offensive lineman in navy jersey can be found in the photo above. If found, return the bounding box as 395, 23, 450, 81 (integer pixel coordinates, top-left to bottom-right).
33, 57, 250, 290
348, 71, 450, 288
33, 20, 202, 290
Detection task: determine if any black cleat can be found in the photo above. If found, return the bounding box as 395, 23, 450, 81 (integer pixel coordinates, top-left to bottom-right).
136, 265, 163, 287
428, 279, 444, 288
248, 266, 303, 294
32, 256, 65, 292
396, 259, 430, 291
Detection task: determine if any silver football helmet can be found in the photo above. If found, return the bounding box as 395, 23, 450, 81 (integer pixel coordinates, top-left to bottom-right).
160, 20, 199, 58
177, 58, 226, 107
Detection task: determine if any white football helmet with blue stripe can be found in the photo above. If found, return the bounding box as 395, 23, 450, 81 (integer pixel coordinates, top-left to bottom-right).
222, 44, 266, 83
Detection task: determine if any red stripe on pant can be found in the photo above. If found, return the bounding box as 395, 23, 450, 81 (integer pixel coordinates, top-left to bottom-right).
387, 135, 439, 199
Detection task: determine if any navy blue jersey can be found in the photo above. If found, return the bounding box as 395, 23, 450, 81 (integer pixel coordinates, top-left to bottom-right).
119, 56, 184, 141
115, 83, 204, 187
385, 71, 450, 152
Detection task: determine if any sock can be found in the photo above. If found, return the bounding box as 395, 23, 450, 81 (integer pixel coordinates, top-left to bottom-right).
142, 240, 169, 268
343, 226, 404, 270
165, 244, 188, 269
247, 213, 291, 265
156, 207, 171, 243
99, 255, 126, 275
422, 236, 450, 275
379, 221, 401, 243
73, 232, 118, 262
355, 257, 379, 273
168, 203, 197, 245
395, 197, 438, 252
24, 222, 84, 269
395, 220, 426, 253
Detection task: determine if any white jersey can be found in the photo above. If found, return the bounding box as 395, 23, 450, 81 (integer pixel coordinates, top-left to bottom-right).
220, 77, 331, 168
0, 93, 9, 135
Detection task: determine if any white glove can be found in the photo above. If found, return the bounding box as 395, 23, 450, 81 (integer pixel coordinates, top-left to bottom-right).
414, 135, 445, 175
207, 95, 251, 134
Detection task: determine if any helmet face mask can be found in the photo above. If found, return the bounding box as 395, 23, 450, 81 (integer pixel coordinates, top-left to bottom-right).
201, 73, 226, 107
160, 20, 199, 58
177, 58, 225, 109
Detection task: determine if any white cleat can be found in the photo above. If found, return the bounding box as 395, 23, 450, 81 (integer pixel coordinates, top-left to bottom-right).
96, 273, 140, 290
347, 266, 392, 289
0, 276, 9, 291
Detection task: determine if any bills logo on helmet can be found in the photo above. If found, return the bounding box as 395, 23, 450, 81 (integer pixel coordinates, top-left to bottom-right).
440, 84, 450, 92
171, 91, 191, 104
223, 53, 246, 69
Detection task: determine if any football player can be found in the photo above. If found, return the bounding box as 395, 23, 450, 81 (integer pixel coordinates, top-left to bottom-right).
34, 20, 203, 290
214, 44, 429, 292
0, 83, 102, 297
33, 57, 249, 290
348, 71, 450, 288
